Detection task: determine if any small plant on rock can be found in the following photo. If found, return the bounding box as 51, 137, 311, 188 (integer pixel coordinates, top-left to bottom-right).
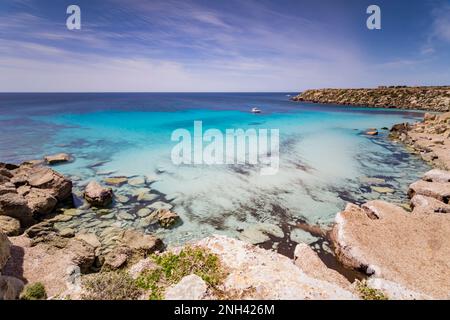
81, 271, 143, 300
356, 280, 388, 300
20, 282, 47, 300
135, 246, 226, 300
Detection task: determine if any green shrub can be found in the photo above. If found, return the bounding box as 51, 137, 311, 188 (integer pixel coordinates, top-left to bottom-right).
81, 271, 142, 300
20, 282, 47, 300
356, 280, 388, 300
136, 246, 226, 300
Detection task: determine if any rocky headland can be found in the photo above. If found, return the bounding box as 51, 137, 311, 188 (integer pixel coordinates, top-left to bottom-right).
1, 112, 450, 300
292, 86, 450, 112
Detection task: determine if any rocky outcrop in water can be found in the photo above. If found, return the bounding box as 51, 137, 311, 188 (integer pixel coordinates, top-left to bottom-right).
83, 181, 113, 207
292, 86, 450, 112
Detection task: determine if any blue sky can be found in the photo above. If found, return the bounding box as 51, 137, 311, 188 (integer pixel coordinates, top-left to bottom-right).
0, 0, 449, 92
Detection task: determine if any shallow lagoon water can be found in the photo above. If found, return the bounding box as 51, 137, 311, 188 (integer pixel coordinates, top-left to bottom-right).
0, 93, 430, 254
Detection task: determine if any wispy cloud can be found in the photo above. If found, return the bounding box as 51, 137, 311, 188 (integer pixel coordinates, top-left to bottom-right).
0, 0, 448, 91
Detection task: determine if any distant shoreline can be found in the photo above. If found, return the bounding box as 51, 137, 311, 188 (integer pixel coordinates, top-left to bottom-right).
291, 86, 450, 112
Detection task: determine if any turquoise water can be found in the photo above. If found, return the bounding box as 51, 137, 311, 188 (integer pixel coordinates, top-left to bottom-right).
0, 93, 430, 251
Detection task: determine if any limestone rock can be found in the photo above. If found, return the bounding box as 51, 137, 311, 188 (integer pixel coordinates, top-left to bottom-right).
408, 180, 450, 203
165, 274, 208, 300
26, 167, 72, 201
84, 181, 113, 207
157, 209, 180, 228
118, 230, 163, 256
2, 235, 95, 297
0, 231, 11, 270
0, 192, 34, 226
127, 258, 159, 279
0, 216, 21, 236
331, 201, 450, 299
196, 235, 356, 299
128, 177, 146, 186
410, 195, 450, 214
103, 246, 131, 270
104, 177, 128, 186
24, 188, 58, 215
0, 275, 24, 300
291, 87, 450, 112
422, 169, 450, 183
44, 153, 71, 165
294, 243, 351, 290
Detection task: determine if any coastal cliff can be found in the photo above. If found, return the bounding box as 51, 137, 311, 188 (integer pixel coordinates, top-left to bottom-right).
292, 86, 450, 112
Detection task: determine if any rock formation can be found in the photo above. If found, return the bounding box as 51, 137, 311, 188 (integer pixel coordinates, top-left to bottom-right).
292, 86, 450, 112
83, 181, 113, 207
390, 112, 450, 170
0, 162, 72, 227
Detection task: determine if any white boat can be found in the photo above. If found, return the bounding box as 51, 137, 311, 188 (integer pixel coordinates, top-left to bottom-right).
251, 107, 261, 113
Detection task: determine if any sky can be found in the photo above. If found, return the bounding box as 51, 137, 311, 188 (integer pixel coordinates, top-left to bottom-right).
0, 0, 449, 92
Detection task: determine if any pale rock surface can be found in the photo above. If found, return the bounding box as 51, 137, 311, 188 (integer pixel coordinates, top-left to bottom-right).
2, 235, 95, 297
0, 275, 24, 300
331, 200, 450, 299
165, 274, 208, 300
293, 243, 351, 290
196, 235, 357, 300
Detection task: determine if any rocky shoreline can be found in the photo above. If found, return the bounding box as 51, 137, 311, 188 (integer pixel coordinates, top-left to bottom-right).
291, 86, 450, 112
1, 113, 450, 300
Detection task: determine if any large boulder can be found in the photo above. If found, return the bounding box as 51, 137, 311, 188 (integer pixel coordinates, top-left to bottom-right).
0, 163, 73, 226
84, 181, 113, 207
25, 167, 72, 201
0, 192, 34, 226
24, 188, 58, 215
331, 200, 450, 299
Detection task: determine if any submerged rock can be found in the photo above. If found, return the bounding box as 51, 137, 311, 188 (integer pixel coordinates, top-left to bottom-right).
238, 223, 284, 244
84, 181, 113, 207
370, 186, 395, 194
104, 177, 128, 186
128, 177, 146, 186
157, 209, 180, 228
